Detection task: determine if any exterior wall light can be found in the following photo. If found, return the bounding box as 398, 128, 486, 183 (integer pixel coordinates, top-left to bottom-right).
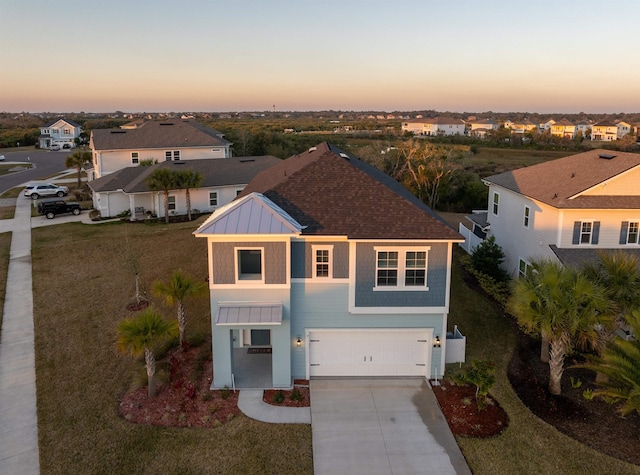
296, 336, 302, 347
433, 335, 441, 348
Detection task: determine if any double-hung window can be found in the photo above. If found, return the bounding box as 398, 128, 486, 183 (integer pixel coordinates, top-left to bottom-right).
620, 221, 640, 245
572, 220, 600, 245
374, 247, 430, 290
523, 206, 530, 228
131, 152, 139, 164
312, 245, 333, 279
628, 222, 639, 244
168, 196, 176, 211
165, 150, 180, 161
492, 192, 499, 216
209, 191, 218, 207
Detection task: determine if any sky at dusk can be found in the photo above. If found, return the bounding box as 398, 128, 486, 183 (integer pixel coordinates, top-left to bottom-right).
1, 0, 640, 114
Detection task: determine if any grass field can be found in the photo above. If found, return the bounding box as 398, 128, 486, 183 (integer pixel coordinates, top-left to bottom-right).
0, 232, 11, 335
448, 247, 640, 475
463, 147, 577, 178
32, 220, 312, 475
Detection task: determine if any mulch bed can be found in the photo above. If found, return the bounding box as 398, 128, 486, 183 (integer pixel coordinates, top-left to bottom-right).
432, 379, 508, 437
508, 326, 640, 465
119, 341, 240, 427
263, 380, 311, 407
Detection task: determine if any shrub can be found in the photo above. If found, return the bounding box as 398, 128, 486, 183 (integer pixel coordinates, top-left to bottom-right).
459, 253, 510, 308
290, 388, 302, 401
453, 360, 496, 411
220, 385, 230, 400
471, 236, 509, 283
273, 390, 285, 404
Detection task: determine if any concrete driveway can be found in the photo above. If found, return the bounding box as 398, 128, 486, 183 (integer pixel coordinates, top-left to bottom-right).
310, 379, 471, 475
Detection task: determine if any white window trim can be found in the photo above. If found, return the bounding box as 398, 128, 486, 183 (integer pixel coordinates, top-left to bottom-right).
492, 192, 499, 216
209, 191, 218, 208
167, 195, 176, 211
518, 258, 532, 278
234, 247, 265, 284
373, 246, 430, 291
523, 205, 530, 228
627, 221, 639, 244
580, 220, 593, 245
311, 245, 333, 279
131, 151, 139, 164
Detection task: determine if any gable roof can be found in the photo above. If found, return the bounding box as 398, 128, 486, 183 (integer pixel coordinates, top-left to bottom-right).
195, 192, 304, 235
90, 119, 231, 150
405, 117, 465, 126
553, 118, 575, 127
88, 156, 281, 194
484, 149, 640, 208
234, 142, 461, 240
43, 117, 81, 128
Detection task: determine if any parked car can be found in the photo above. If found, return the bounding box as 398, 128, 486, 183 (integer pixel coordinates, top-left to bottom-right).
37, 198, 81, 219
62, 143, 71, 149
0, 155, 5, 161
23, 183, 69, 200
50, 144, 61, 151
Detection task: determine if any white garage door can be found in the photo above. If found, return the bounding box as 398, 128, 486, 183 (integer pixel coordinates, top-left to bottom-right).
308, 329, 430, 377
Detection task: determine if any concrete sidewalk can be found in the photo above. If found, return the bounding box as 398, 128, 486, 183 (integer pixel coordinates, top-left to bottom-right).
0, 195, 40, 474
238, 390, 311, 424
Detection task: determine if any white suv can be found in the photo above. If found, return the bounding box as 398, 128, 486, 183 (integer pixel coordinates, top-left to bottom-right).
23, 183, 69, 200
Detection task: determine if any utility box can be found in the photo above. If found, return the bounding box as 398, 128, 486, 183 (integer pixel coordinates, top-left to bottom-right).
445, 325, 466, 364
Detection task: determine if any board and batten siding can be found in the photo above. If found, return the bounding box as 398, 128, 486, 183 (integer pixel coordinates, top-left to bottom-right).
211, 241, 287, 285
354, 242, 448, 307
289, 283, 445, 379
291, 241, 349, 279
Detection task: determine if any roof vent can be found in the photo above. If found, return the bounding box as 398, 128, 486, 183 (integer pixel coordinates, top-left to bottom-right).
571, 172, 575, 178
339, 152, 350, 160
599, 153, 616, 159
308, 147, 317, 153
239, 158, 255, 163
110, 130, 126, 134
553, 193, 558, 198
159, 122, 174, 126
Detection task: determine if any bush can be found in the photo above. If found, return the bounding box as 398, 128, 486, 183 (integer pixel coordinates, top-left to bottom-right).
453, 360, 496, 411
470, 236, 509, 282
459, 253, 510, 308
290, 388, 302, 401
273, 390, 285, 404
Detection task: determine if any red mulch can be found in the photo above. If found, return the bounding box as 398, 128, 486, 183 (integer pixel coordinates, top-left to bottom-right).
508, 328, 640, 465
263, 380, 311, 407
119, 342, 240, 427
432, 379, 509, 437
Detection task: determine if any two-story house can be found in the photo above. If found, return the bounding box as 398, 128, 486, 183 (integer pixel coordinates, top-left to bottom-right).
38, 118, 82, 150
504, 119, 538, 135
88, 155, 281, 219
89, 119, 232, 179
194, 142, 463, 389
482, 149, 640, 277
401, 117, 465, 136
591, 121, 618, 141
616, 121, 632, 139
468, 118, 499, 138
550, 118, 576, 139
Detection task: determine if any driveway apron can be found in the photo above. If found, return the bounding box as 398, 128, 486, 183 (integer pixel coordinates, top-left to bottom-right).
310, 379, 471, 475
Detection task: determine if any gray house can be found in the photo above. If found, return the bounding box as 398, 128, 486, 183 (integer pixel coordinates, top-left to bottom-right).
194, 142, 463, 389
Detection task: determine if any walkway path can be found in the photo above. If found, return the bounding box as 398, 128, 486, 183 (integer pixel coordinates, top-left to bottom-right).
0, 195, 39, 475
238, 390, 311, 424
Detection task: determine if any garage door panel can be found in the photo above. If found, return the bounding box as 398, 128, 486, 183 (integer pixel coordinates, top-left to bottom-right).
309, 330, 429, 377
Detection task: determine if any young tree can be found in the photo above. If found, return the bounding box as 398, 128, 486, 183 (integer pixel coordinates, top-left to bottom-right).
391, 139, 461, 209
153, 270, 207, 347
65, 148, 92, 189
470, 236, 509, 282
146, 168, 177, 223
174, 169, 203, 221
508, 259, 613, 395
116, 308, 178, 398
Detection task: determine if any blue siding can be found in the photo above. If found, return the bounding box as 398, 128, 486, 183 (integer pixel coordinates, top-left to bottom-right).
289, 283, 445, 379
354, 242, 448, 307
212, 241, 287, 285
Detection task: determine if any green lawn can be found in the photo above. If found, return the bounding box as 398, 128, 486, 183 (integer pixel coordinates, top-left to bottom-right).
32, 220, 312, 474
0, 232, 11, 335
464, 147, 576, 178
448, 248, 640, 475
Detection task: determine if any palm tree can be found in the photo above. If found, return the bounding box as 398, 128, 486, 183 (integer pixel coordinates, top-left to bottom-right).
508, 259, 613, 395
153, 270, 207, 347
580, 310, 640, 416
116, 308, 178, 398
175, 169, 203, 221
146, 168, 177, 223
65, 148, 92, 189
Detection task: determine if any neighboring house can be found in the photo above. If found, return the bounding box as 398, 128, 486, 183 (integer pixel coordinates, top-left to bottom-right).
616, 121, 633, 139
88, 155, 280, 219
575, 120, 592, 138
194, 142, 463, 389
550, 118, 576, 139
89, 119, 232, 179
38, 118, 82, 149
401, 117, 466, 136
505, 119, 537, 135
539, 119, 556, 132
481, 149, 640, 277
468, 118, 499, 138
591, 121, 618, 141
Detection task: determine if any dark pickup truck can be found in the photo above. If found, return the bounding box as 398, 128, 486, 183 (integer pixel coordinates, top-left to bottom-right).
37, 198, 82, 219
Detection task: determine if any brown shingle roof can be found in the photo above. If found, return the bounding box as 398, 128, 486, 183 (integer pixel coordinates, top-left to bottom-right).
239, 142, 461, 240
90, 119, 231, 150
485, 149, 640, 208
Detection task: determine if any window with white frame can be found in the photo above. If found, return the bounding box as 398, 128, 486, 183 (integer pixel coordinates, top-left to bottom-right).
165, 150, 180, 161
627, 222, 639, 244
63, 128, 70, 135
312, 245, 333, 279
173, 150, 180, 160
131, 152, 139, 164
523, 206, 530, 228
168, 196, 176, 211
580, 221, 593, 244
519, 259, 532, 278
236, 248, 264, 282
492, 192, 499, 216
374, 247, 430, 290
209, 191, 218, 207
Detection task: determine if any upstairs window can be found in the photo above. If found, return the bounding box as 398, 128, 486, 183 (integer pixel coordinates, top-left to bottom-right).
572, 221, 600, 245
236, 248, 264, 282
131, 152, 139, 164
492, 192, 499, 216
620, 221, 639, 245
165, 150, 180, 161
580, 222, 592, 244
63, 128, 71, 135
209, 191, 218, 207
312, 245, 333, 279
375, 247, 430, 290
523, 206, 530, 228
